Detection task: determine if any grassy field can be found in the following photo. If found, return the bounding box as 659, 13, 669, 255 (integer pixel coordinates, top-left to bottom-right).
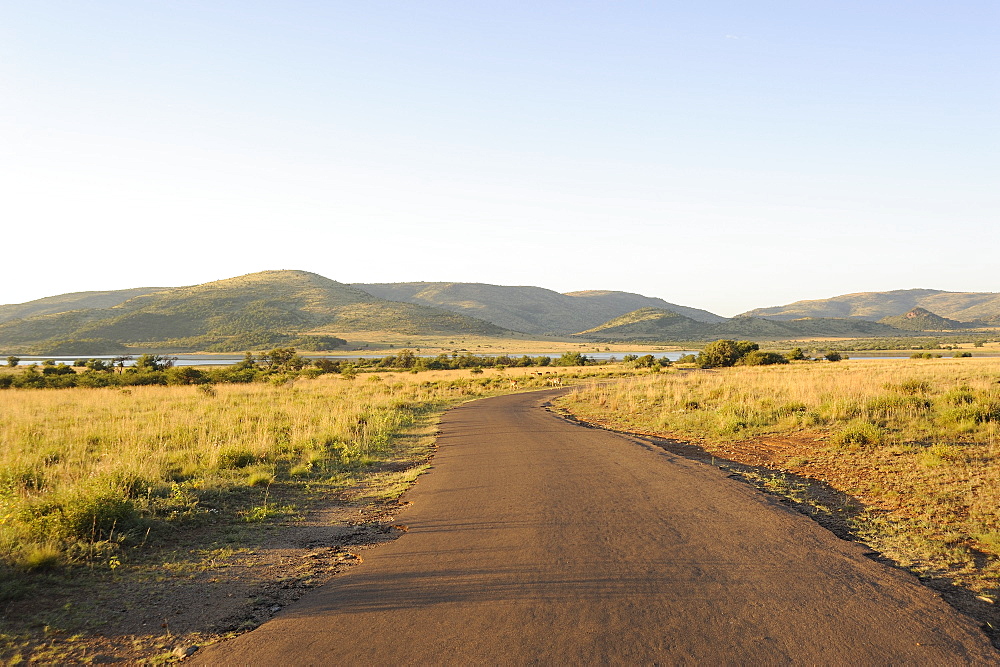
557, 358, 1000, 605
0, 366, 612, 575
0, 363, 634, 662
301, 332, 684, 356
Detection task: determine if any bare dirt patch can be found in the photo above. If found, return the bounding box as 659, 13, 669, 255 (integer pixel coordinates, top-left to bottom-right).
1, 463, 427, 664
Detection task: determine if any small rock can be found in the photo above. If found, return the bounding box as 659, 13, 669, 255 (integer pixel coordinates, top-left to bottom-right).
270, 605, 282, 612
172, 645, 199, 660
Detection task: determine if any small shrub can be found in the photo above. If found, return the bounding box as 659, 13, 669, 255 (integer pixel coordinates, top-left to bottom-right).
975, 531, 1000, 555
246, 470, 275, 487
945, 402, 1000, 424
943, 388, 975, 405
16, 543, 63, 571
217, 447, 259, 469
833, 421, 885, 447
60, 489, 142, 541
920, 443, 964, 467
891, 379, 932, 395
739, 351, 789, 366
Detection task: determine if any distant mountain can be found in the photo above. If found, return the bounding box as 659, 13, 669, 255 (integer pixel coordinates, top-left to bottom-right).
0, 287, 170, 325
0, 271, 507, 354
353, 282, 723, 335
562, 290, 726, 324
577, 308, 904, 341
4, 273, 996, 355
878, 307, 971, 331
742, 289, 1000, 322
576, 308, 708, 338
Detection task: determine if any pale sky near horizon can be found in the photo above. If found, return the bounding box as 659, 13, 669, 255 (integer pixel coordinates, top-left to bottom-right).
2, 2, 996, 317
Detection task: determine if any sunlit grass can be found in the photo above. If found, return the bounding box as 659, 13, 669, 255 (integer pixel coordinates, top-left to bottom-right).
0, 365, 622, 572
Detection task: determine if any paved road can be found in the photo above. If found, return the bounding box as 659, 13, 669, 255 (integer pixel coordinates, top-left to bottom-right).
197, 390, 997, 664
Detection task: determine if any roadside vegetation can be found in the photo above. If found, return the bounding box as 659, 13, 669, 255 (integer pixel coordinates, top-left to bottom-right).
0, 349, 602, 391
0, 354, 613, 576
558, 357, 1000, 604
0, 359, 637, 661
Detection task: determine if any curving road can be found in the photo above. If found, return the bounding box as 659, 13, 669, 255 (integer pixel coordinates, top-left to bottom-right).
196, 390, 997, 664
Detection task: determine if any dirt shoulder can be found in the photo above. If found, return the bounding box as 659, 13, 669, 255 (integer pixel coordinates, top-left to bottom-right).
0, 453, 429, 664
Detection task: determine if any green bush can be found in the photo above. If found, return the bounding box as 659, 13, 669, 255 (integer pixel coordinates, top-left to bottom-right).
833, 421, 886, 446
786, 347, 806, 361
696, 340, 759, 368
217, 447, 260, 469
739, 351, 789, 366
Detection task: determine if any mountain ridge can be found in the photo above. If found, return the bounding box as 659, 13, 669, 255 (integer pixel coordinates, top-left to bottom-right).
354, 282, 723, 335
0, 271, 508, 354
742, 288, 1000, 323
2, 274, 999, 354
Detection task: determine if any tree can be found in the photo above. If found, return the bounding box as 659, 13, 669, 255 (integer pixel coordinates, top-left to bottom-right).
739, 351, 789, 366
635, 354, 657, 368
825, 351, 843, 362
314, 358, 341, 373
262, 347, 307, 371
85, 358, 112, 371
6, 356, 19, 367
786, 347, 806, 361
696, 340, 759, 368
234, 352, 257, 370
555, 351, 590, 366
112, 355, 133, 372
134, 354, 176, 372
166, 366, 204, 385
395, 349, 416, 369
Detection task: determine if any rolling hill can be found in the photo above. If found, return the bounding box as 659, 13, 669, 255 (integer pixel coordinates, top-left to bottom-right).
2, 273, 997, 354
742, 289, 1000, 323
353, 282, 723, 335
878, 308, 972, 331
0, 287, 169, 325
577, 308, 905, 341
0, 271, 508, 354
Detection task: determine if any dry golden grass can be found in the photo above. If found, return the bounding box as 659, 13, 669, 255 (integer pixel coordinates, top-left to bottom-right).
304, 332, 681, 356
0, 365, 620, 574
559, 359, 1000, 594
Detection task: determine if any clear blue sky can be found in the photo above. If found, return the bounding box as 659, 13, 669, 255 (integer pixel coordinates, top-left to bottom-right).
2, 2, 996, 316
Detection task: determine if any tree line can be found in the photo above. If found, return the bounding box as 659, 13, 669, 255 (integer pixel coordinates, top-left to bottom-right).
0, 349, 602, 390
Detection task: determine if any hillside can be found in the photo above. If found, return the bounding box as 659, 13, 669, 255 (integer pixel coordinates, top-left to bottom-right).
743, 289, 1000, 322
0, 271, 507, 354
576, 308, 708, 338
878, 308, 972, 331
562, 290, 726, 324
577, 309, 905, 341
0, 287, 170, 325
354, 282, 722, 335
4, 273, 997, 355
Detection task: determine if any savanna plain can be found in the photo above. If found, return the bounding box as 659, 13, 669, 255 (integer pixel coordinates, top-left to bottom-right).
0, 357, 619, 663
2, 352, 1000, 661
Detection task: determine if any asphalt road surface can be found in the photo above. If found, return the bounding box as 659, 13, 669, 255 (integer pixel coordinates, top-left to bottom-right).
197, 390, 998, 665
